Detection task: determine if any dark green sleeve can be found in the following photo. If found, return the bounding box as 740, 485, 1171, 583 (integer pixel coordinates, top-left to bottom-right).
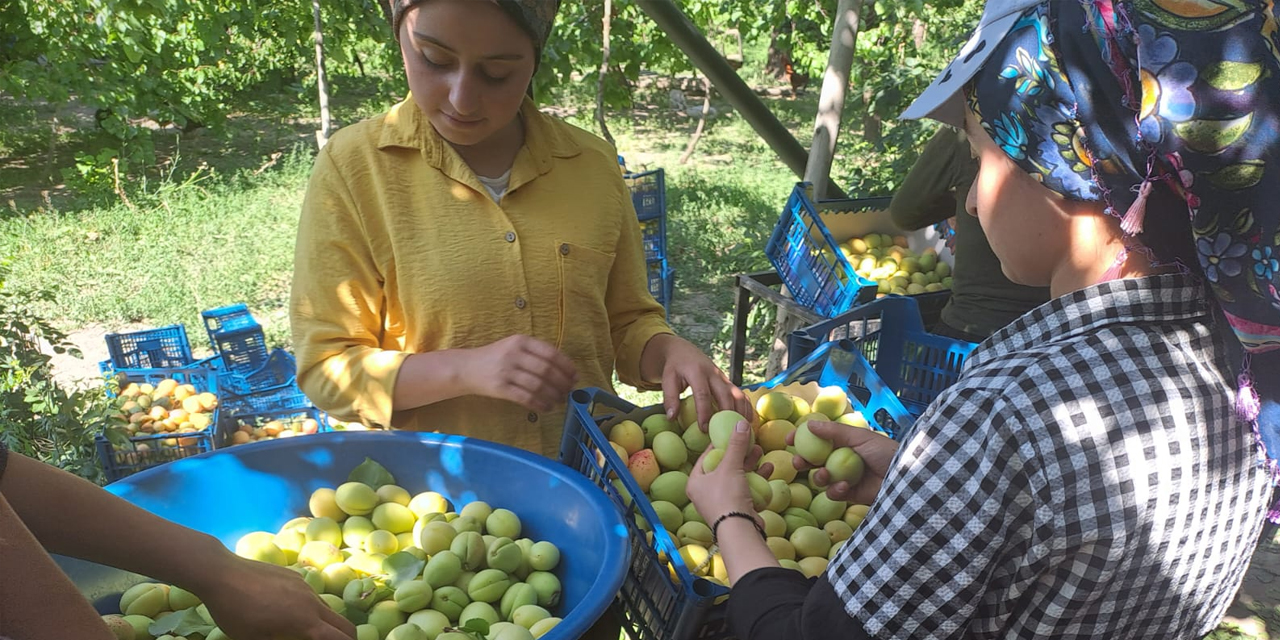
889, 126, 975, 231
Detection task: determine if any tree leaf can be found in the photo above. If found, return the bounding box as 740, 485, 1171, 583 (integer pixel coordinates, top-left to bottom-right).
148, 607, 214, 637
461, 618, 491, 636
382, 551, 425, 588
348, 457, 394, 488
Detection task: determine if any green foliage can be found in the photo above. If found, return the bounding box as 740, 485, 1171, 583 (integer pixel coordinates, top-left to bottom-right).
0, 259, 116, 483
1, 0, 389, 197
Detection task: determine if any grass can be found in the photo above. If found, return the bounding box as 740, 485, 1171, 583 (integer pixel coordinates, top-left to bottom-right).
0, 71, 826, 376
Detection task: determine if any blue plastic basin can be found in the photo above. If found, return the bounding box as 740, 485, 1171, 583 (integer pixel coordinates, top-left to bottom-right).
56, 431, 630, 640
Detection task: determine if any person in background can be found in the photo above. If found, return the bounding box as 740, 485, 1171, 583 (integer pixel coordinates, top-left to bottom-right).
290, 0, 749, 459
889, 125, 1049, 342
685, 0, 1280, 637
0, 443, 356, 640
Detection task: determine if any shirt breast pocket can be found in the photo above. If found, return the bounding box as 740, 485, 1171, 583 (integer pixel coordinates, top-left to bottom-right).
556, 241, 615, 349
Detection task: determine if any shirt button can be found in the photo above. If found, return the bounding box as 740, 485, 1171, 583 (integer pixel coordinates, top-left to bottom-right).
505, 231, 516, 243
515, 297, 526, 309
527, 412, 538, 423
559, 243, 570, 255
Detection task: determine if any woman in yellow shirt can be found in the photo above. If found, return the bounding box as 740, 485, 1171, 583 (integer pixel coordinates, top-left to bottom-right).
290, 0, 747, 458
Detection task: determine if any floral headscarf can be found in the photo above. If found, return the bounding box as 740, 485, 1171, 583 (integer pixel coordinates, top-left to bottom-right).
931, 0, 1280, 496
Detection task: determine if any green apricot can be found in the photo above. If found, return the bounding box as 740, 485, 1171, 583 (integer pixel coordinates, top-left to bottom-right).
500, 582, 538, 621
407, 609, 450, 637
487, 537, 523, 574
423, 550, 463, 588
808, 492, 848, 526
393, 579, 433, 612
467, 568, 512, 603
512, 604, 551, 630
485, 509, 522, 539
368, 600, 407, 637
451, 531, 487, 571
649, 471, 691, 508
525, 571, 561, 608
651, 430, 688, 470
650, 500, 684, 533
430, 586, 471, 622
459, 601, 500, 626
527, 541, 560, 572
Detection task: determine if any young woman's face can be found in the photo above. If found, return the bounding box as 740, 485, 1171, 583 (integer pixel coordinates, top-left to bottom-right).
964, 110, 1078, 288
399, 0, 537, 148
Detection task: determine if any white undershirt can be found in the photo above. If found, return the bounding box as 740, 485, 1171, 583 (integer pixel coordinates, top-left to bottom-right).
476, 169, 512, 203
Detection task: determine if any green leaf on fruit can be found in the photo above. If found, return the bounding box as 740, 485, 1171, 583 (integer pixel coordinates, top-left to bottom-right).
461, 618, 491, 636
148, 607, 214, 637
348, 457, 395, 488
345, 608, 369, 625
382, 551, 426, 587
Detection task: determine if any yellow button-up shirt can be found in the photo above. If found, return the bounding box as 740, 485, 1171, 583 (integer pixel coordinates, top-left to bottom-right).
291, 95, 672, 457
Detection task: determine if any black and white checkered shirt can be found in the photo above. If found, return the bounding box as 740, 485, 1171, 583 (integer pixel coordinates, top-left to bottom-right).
826, 275, 1273, 639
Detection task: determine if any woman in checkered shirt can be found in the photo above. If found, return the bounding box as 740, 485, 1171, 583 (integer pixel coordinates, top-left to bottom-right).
687, 1, 1280, 638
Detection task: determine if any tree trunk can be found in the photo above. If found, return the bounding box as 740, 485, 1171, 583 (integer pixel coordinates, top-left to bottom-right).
313, 0, 332, 149
595, 0, 616, 147
862, 87, 882, 147
768, 0, 865, 378
803, 0, 864, 199
678, 77, 712, 165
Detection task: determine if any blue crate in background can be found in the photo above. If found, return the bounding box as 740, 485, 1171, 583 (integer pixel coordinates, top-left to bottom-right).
200, 303, 270, 376
96, 366, 223, 483
647, 259, 675, 311
218, 348, 298, 396
104, 325, 194, 371
788, 295, 977, 431
220, 406, 331, 446
220, 384, 313, 419
639, 216, 666, 262
764, 184, 882, 318
625, 168, 666, 222
201, 303, 260, 341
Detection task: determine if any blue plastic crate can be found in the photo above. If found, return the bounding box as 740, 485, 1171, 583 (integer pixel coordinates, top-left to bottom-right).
220, 405, 331, 446
640, 216, 667, 262
104, 325, 194, 370
625, 168, 666, 222
201, 303, 261, 341
561, 388, 730, 640
218, 348, 297, 396
559, 334, 956, 640
765, 184, 883, 318
220, 383, 312, 418
61, 432, 630, 640
200, 303, 271, 376
96, 366, 223, 483
647, 260, 675, 305
788, 295, 977, 430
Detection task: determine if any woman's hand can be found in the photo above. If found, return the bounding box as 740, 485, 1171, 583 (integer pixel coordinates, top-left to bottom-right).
194, 551, 356, 640
462, 335, 578, 412
787, 421, 899, 505
642, 333, 752, 429
686, 419, 764, 527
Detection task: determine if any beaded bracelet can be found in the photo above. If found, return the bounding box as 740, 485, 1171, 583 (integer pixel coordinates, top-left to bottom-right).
711, 511, 767, 545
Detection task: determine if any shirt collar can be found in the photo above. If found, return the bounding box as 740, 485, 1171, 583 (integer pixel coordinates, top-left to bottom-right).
966, 274, 1214, 371
376, 93, 581, 174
